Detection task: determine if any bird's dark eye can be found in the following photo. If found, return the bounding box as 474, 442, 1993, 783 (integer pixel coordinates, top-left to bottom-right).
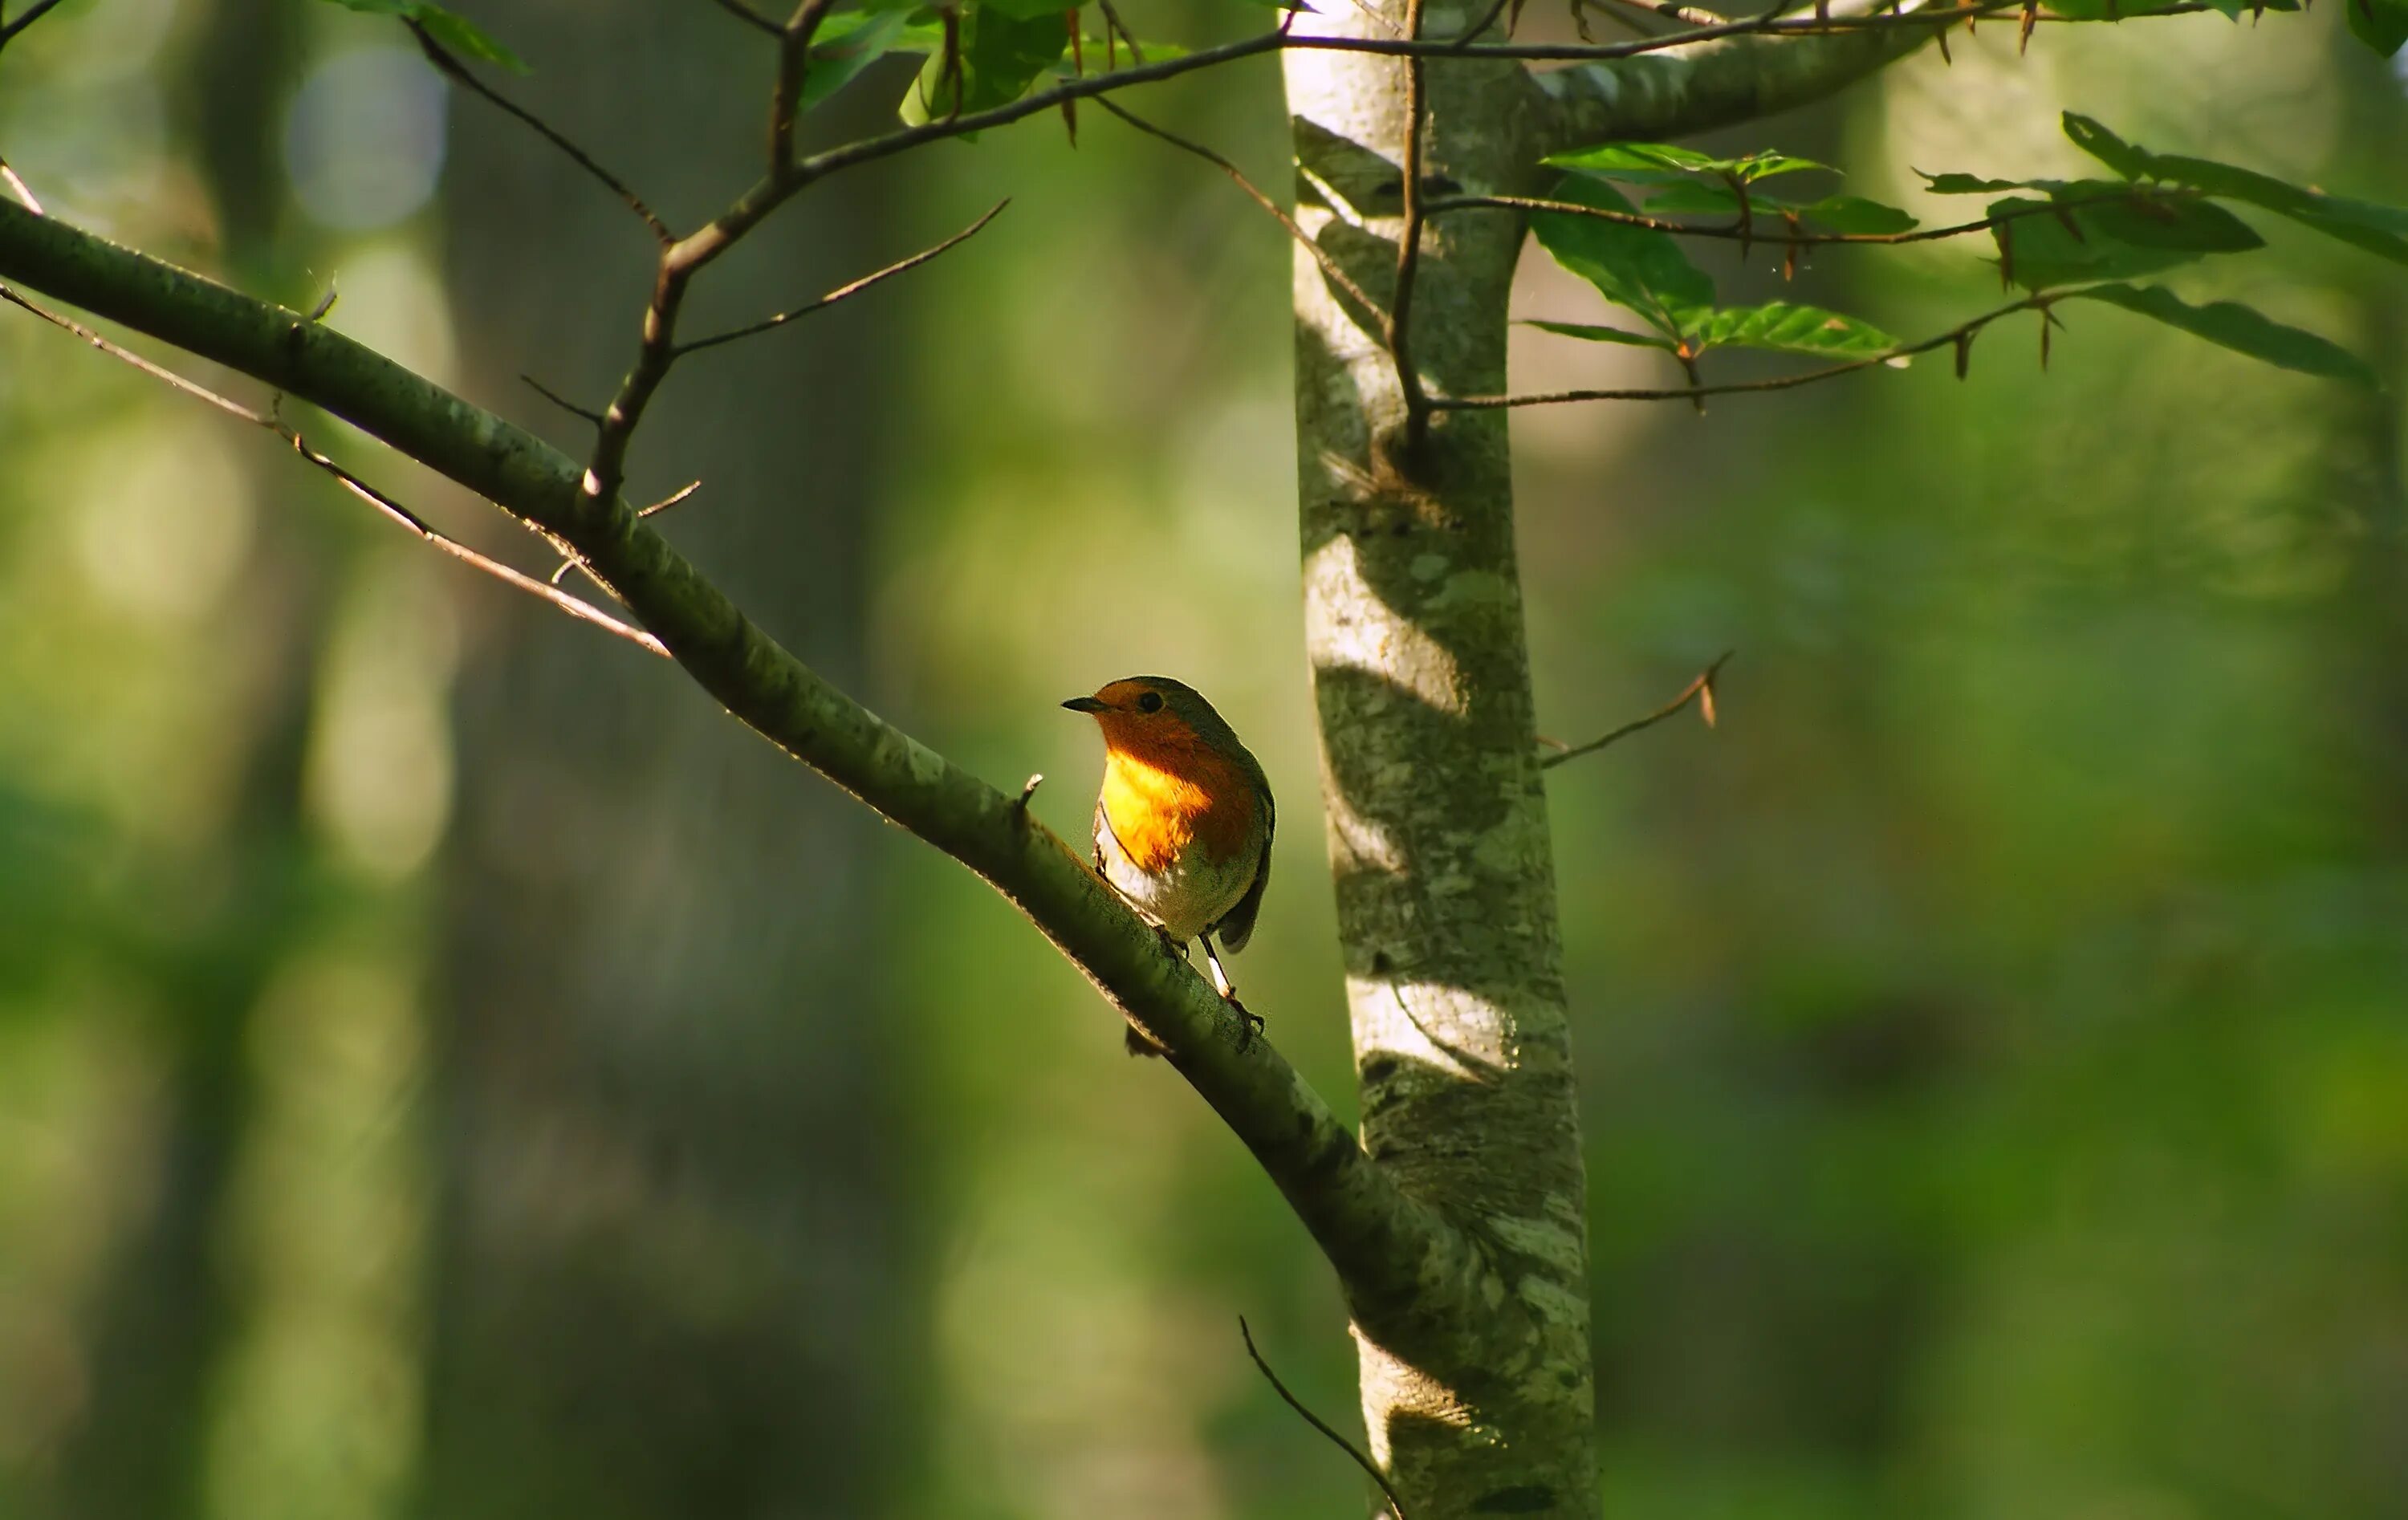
1137, 691, 1164, 713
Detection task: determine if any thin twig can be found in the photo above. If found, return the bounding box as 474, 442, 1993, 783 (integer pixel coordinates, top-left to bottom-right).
1095, 0, 1146, 62
407, 21, 671, 244
1539, 652, 1730, 769
0, 0, 67, 51
523, 373, 604, 425
708, 0, 783, 35
1427, 186, 2195, 249
1392, 0, 1433, 451
771, 0, 840, 173
0, 155, 40, 213
1441, 293, 2050, 408
1094, 98, 1386, 332
675, 199, 1008, 356
1239, 1317, 1411, 1520
0, 286, 667, 656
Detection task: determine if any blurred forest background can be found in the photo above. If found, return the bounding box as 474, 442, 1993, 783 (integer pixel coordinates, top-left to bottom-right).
2, 2, 2405, 1517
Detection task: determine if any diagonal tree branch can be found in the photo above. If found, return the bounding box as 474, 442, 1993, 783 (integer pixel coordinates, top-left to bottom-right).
0, 196, 1483, 1336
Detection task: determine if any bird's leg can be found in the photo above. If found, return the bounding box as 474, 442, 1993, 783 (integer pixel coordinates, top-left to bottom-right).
1154, 925, 1188, 962
1202, 934, 1265, 1051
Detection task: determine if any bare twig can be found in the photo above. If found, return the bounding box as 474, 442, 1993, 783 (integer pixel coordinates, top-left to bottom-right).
523, 373, 604, 425
1239, 1317, 1411, 1520
0, 0, 67, 51
0, 155, 40, 213
1539, 652, 1730, 769
771, 0, 841, 173
708, 0, 783, 36
1442, 294, 2051, 408
1391, 0, 1434, 451
675, 199, 1007, 356
1427, 186, 2195, 249
407, 21, 671, 244
1095, 0, 1145, 63
0, 286, 666, 656
639, 479, 703, 518
1094, 99, 1386, 333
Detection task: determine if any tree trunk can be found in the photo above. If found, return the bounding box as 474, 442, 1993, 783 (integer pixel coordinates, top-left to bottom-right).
1285, 17, 1600, 1517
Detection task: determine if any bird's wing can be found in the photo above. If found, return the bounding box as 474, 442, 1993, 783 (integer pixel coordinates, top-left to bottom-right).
1212, 783, 1274, 953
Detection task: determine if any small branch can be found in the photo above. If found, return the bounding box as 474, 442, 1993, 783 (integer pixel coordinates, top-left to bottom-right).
1095, 0, 1145, 63
640, 479, 703, 518
1439, 294, 2050, 409
1427, 187, 2195, 249
407, 21, 671, 245
0, 0, 67, 52
1390, 0, 1434, 451
674, 199, 1008, 357
0, 286, 666, 657
771, 0, 841, 173
1239, 1318, 1411, 1520
1094, 98, 1385, 334
0, 190, 1483, 1359
709, 0, 783, 36
0, 154, 40, 213
523, 372, 604, 426
1539, 652, 1729, 770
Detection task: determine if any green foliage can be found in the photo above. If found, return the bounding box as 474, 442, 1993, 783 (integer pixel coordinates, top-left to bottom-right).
1529, 177, 1714, 343
2346, 0, 2408, 55
1688, 302, 1897, 358
1549, 143, 1831, 186
309, 0, 526, 71
1555, 140, 1922, 238
805, 10, 946, 112
2064, 282, 2382, 388
1529, 180, 1898, 362
898, 5, 1068, 126
1989, 184, 2261, 291
2063, 112, 2408, 267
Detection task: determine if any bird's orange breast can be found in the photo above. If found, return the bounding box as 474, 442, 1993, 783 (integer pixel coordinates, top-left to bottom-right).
1099, 737, 1259, 875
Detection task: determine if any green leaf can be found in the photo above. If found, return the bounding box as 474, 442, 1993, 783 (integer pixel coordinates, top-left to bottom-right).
803, 10, 944, 111
1989, 183, 2260, 290
1791, 195, 1918, 236
2060, 113, 2150, 180
1523, 319, 1678, 350
2059, 112, 2408, 267
2349, 0, 2408, 55
1548, 142, 1828, 186
897, 5, 1068, 128
314, 0, 527, 71
979, 0, 1078, 20
1919, 170, 2073, 197
2064, 282, 2380, 388
1689, 301, 1898, 357
1528, 177, 1715, 342
1046, 32, 1190, 77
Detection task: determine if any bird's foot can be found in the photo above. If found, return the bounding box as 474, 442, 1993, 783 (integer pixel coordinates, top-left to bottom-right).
1225, 994, 1265, 1053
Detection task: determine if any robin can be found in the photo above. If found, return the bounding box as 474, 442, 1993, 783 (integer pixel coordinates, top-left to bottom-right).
1063, 677, 1273, 1054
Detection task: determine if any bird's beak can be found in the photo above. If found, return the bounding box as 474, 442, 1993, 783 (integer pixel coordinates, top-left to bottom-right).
1061, 696, 1108, 714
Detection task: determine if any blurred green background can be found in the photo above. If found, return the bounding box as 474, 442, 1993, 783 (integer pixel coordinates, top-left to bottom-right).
2, 2, 2405, 1517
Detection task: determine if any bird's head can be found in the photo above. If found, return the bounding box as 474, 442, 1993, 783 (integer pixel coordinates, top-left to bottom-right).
1063, 677, 1228, 754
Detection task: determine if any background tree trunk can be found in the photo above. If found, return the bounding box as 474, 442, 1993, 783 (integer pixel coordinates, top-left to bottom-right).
422, 7, 913, 1515
1284, 15, 1600, 1516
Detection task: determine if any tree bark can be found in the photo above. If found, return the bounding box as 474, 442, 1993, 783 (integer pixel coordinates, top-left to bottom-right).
1285, 12, 1598, 1516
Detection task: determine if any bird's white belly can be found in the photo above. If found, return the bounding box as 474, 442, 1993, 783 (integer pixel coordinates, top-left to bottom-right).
1095, 811, 1252, 942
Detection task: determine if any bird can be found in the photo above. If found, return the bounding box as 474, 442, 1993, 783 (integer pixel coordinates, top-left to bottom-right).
1062, 676, 1273, 1055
